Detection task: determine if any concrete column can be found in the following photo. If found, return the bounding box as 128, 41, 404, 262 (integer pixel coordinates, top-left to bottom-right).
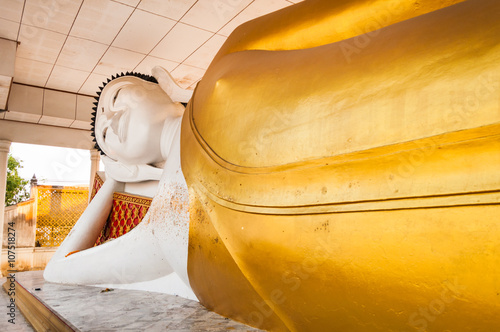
0, 140, 12, 277
89, 149, 100, 202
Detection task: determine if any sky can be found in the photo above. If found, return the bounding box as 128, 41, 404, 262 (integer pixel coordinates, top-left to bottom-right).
9, 143, 97, 186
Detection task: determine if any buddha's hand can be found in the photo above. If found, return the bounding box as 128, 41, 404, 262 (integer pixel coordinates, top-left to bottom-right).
152, 66, 194, 103
102, 155, 163, 182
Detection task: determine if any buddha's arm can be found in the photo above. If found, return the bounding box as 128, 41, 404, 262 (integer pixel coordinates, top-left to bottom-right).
44, 178, 172, 284
214, 0, 465, 61
50, 178, 122, 261
102, 156, 163, 182
43, 224, 173, 285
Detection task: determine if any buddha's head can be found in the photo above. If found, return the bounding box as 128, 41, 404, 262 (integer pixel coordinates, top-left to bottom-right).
91, 72, 175, 165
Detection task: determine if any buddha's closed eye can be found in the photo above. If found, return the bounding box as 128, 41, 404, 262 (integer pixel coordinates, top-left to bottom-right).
102, 126, 108, 141
113, 88, 122, 106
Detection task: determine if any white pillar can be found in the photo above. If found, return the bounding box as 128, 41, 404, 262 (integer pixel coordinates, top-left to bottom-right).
89, 149, 100, 202
0, 140, 12, 277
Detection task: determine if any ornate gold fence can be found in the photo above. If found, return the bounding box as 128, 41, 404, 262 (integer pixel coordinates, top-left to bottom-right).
35, 186, 88, 247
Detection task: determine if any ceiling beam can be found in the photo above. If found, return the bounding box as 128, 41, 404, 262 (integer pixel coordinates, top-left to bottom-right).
2, 83, 93, 130
0, 119, 93, 150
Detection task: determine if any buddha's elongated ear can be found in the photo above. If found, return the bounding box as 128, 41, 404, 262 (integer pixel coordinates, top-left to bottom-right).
102, 156, 163, 183
151, 66, 194, 103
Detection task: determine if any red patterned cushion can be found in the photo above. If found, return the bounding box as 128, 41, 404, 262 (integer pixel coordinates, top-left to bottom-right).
92, 175, 152, 246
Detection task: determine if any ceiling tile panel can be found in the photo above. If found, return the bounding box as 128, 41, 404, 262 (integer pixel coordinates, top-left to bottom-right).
38, 115, 74, 127
46, 66, 90, 93
79, 73, 110, 96
134, 56, 179, 75
72, 95, 94, 130
150, 23, 212, 63
138, 0, 197, 21
70, 0, 134, 44
112, 0, 141, 6
94, 47, 145, 77
181, 0, 252, 33
17, 25, 66, 64
171, 63, 204, 89
219, 0, 292, 37
22, 0, 82, 35
184, 34, 227, 69
39, 89, 77, 127
6, 84, 43, 123
112, 9, 176, 54
0, 0, 24, 22
56, 36, 108, 72
3, 110, 42, 123
0, 18, 20, 40
0, 76, 12, 110
13, 57, 53, 86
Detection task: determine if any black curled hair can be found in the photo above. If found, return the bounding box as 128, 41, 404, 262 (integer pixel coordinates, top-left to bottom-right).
91, 72, 158, 155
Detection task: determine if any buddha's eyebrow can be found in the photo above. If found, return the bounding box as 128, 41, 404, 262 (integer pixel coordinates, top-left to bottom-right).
113, 88, 122, 105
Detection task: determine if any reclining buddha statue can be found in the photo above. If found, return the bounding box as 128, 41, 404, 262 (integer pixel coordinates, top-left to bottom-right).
45, 0, 500, 330
44, 66, 197, 299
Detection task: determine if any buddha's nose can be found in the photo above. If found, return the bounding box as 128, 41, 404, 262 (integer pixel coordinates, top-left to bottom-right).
109, 111, 124, 141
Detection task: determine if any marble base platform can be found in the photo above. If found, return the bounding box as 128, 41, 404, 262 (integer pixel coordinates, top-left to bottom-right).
2, 271, 262, 331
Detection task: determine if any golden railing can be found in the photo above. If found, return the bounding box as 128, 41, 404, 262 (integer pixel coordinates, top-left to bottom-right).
35, 186, 88, 247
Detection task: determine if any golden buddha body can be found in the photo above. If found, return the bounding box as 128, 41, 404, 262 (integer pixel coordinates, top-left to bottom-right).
181, 0, 500, 330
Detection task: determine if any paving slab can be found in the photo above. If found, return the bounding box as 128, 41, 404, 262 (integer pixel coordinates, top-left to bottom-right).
2, 271, 262, 332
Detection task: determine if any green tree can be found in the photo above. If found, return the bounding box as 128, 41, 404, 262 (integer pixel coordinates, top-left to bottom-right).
5, 154, 30, 206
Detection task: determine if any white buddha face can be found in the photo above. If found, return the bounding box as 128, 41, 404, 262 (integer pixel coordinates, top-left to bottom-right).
95, 76, 174, 165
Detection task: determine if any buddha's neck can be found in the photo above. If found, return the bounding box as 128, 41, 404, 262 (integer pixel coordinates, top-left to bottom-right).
160, 116, 183, 163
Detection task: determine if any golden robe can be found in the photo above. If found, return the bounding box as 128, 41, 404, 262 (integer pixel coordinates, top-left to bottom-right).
181, 0, 500, 330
